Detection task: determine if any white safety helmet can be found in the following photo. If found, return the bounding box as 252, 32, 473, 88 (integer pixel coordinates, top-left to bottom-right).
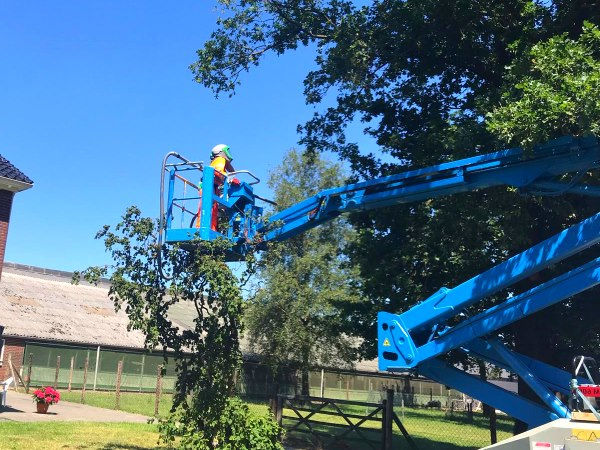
211, 144, 233, 162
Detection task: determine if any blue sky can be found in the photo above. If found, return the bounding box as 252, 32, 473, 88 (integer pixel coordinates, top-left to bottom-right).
0, 1, 376, 271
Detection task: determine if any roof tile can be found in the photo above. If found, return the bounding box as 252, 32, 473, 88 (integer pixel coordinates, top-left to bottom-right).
0, 155, 33, 184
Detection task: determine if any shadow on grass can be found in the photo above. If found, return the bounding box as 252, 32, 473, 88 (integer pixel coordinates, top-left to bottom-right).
284, 426, 482, 450
100, 444, 161, 450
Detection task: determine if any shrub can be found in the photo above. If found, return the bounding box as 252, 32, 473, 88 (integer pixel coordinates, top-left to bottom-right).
159, 397, 283, 450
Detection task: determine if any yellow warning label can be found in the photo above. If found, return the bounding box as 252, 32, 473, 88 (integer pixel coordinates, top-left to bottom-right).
572, 429, 600, 441
383, 338, 391, 347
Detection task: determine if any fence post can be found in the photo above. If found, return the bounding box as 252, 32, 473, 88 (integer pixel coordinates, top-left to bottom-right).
401, 393, 405, 420
7, 354, 20, 392
320, 369, 325, 398
384, 389, 393, 450
81, 357, 89, 404
54, 356, 61, 389
154, 364, 163, 417
139, 354, 145, 393
115, 360, 123, 410
276, 395, 283, 426
381, 397, 386, 450
26, 353, 33, 393
490, 408, 497, 444
93, 345, 101, 391
68, 356, 74, 392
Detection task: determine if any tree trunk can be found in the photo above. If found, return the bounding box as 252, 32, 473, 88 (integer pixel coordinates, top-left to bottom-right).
301, 368, 310, 396
301, 345, 310, 396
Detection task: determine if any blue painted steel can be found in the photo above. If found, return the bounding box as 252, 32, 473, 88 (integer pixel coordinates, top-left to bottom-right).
529, 181, 600, 197
379, 255, 600, 370
487, 339, 570, 418
417, 358, 559, 427
165, 227, 221, 243
260, 136, 600, 242
400, 210, 600, 332
166, 170, 175, 231
165, 164, 265, 258
200, 165, 215, 241
463, 338, 587, 395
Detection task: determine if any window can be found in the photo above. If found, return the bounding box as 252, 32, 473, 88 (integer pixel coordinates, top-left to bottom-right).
0, 339, 5, 367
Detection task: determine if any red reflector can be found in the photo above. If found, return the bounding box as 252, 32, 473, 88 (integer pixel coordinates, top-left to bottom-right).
579, 385, 600, 397
533, 443, 551, 448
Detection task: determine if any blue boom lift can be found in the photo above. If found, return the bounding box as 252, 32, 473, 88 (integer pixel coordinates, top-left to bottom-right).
160, 136, 600, 429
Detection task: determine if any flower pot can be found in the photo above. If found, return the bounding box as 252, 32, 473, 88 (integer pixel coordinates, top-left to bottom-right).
36, 402, 49, 414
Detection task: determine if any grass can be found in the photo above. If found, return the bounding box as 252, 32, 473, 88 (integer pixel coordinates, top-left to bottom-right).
0, 422, 163, 450
60, 390, 174, 418
281, 401, 513, 449
52, 391, 511, 449
59, 390, 269, 419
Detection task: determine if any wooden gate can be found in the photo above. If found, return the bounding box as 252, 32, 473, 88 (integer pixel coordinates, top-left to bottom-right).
275, 389, 417, 449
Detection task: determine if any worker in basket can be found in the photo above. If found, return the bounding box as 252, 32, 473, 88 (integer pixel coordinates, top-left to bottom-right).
205, 144, 239, 231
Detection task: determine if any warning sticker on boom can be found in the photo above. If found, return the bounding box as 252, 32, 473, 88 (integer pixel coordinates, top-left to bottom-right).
383, 338, 391, 347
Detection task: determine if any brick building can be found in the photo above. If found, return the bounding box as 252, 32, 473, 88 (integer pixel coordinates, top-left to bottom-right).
0, 155, 32, 379
0, 155, 33, 280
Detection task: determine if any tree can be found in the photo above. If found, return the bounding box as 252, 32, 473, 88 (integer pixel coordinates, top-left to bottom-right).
193, 0, 600, 431
246, 149, 360, 396
488, 21, 600, 147
75, 207, 282, 449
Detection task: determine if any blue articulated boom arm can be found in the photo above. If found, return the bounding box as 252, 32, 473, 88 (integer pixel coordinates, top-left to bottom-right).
162, 136, 600, 428
258, 136, 600, 242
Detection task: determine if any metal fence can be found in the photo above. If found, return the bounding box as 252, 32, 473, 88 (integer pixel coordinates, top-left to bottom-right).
20, 342, 514, 449
272, 389, 513, 449
24, 343, 177, 393
23, 343, 504, 407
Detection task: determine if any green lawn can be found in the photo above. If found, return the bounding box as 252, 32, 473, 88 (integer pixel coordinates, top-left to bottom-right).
60, 390, 174, 417
0, 422, 163, 450
281, 402, 512, 449
55, 390, 509, 449
60, 390, 269, 419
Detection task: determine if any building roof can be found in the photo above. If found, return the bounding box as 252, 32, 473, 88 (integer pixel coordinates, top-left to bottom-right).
0, 262, 216, 351
0, 262, 382, 372
0, 263, 147, 349
0, 156, 33, 184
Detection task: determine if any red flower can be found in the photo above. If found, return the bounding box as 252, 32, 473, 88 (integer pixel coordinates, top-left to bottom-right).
32, 386, 61, 404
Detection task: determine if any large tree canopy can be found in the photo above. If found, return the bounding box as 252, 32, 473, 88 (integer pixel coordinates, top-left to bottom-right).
193, 1, 600, 421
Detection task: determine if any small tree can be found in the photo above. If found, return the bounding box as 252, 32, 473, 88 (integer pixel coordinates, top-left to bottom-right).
75, 206, 282, 449
246, 150, 360, 396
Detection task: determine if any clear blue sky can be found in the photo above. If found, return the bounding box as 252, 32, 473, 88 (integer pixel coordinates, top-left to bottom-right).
0, 1, 375, 271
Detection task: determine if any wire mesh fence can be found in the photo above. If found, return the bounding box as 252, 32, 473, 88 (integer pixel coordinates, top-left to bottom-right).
20, 342, 513, 448
271, 389, 512, 449
24, 343, 177, 393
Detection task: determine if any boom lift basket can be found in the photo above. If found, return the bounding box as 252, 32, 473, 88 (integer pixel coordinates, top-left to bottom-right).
159, 152, 266, 260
